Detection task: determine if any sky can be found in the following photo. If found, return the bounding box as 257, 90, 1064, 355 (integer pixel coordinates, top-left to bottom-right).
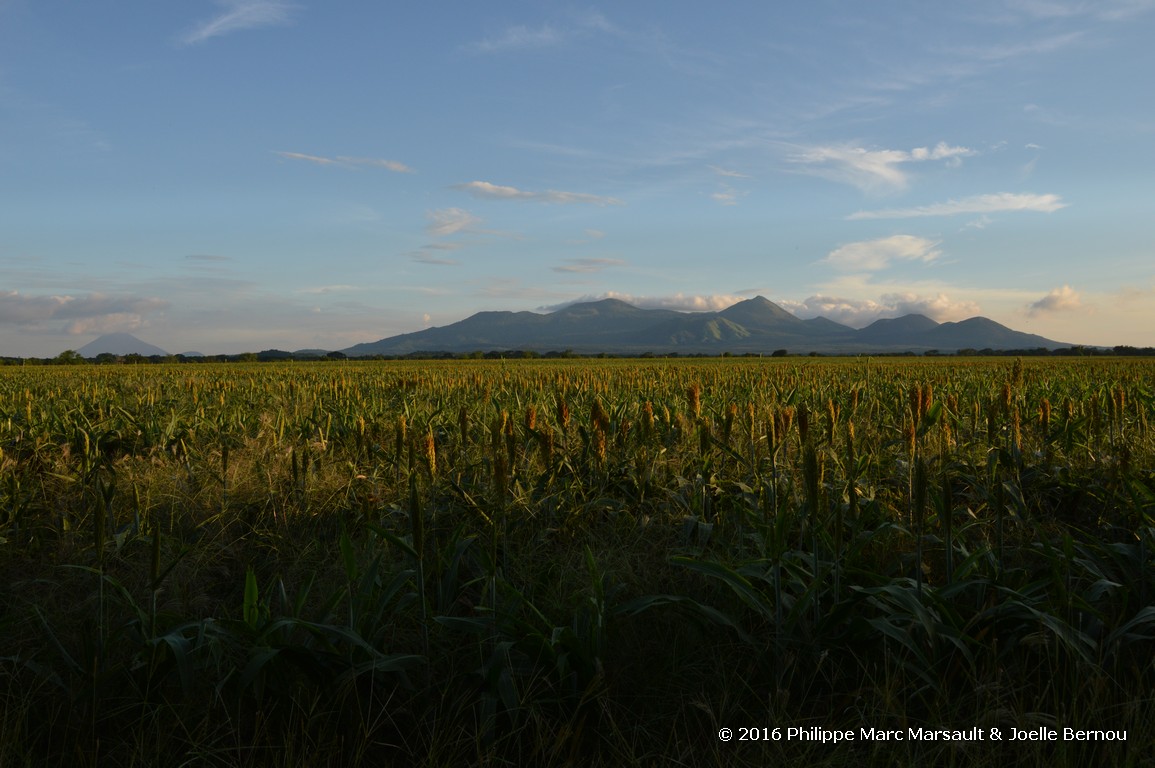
2, 0, 1154, 356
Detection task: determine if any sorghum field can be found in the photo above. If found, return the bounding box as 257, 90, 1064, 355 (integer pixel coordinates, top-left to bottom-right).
1, 357, 1153, 766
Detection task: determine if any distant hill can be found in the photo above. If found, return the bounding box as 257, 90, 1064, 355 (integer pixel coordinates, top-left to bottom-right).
76, 333, 169, 357
341, 297, 1072, 356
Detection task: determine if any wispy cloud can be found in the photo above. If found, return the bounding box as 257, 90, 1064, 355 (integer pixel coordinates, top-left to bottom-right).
182, 0, 297, 45
298, 285, 359, 295
476, 279, 572, 302
564, 229, 607, 245
468, 12, 620, 54
848, 192, 1067, 220
1008, 0, 1155, 21
711, 185, 746, 206
786, 141, 975, 193
823, 236, 942, 271
411, 255, 458, 266
274, 151, 414, 173
551, 258, 626, 274
454, 180, 623, 206
469, 24, 560, 53
409, 243, 463, 266
425, 208, 482, 237
708, 165, 751, 179
1028, 284, 1082, 315
185, 254, 233, 262
952, 31, 1085, 62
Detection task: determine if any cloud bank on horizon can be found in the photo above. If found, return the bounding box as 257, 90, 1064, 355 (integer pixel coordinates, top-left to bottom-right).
1, 1, 1153, 355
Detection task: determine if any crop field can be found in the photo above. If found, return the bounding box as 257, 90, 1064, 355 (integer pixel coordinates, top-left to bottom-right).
1, 357, 1153, 766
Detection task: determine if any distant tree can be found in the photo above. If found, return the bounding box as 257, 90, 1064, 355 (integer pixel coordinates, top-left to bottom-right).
771, 349, 788, 357
95, 353, 119, 365
53, 350, 85, 365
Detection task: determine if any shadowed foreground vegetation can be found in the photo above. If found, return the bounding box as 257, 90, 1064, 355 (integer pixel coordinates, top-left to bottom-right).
1, 358, 1153, 766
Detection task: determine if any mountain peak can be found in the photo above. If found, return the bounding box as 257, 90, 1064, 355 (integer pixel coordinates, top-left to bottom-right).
718, 296, 801, 326
552, 298, 641, 316
75, 333, 169, 357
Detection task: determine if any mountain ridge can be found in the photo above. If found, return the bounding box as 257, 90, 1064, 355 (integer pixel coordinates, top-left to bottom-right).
341, 296, 1072, 356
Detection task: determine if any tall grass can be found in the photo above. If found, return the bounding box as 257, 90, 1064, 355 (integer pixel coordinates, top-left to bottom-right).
0, 357, 1153, 765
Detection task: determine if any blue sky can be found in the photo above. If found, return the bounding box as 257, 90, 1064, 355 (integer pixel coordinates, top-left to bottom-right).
2, 0, 1153, 355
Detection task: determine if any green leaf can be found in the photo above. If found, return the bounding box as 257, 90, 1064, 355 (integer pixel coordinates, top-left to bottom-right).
243, 566, 260, 630
339, 528, 357, 582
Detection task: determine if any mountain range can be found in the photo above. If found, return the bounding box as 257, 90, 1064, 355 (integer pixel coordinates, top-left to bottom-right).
341, 296, 1071, 356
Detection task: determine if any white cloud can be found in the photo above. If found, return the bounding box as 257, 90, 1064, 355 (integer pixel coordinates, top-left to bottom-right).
274, 151, 413, 173
425, 208, 481, 237
0, 290, 168, 332
454, 180, 623, 206
787, 141, 975, 192
182, 0, 296, 45
823, 235, 942, 271
62, 313, 150, 336
848, 192, 1067, 220
1028, 285, 1082, 315
782, 292, 981, 327
551, 258, 626, 274
909, 143, 974, 162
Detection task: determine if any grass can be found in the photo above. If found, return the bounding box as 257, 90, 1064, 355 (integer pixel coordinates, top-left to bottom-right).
1, 357, 1153, 765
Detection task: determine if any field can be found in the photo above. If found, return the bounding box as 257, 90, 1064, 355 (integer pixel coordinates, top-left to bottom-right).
1, 357, 1153, 766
